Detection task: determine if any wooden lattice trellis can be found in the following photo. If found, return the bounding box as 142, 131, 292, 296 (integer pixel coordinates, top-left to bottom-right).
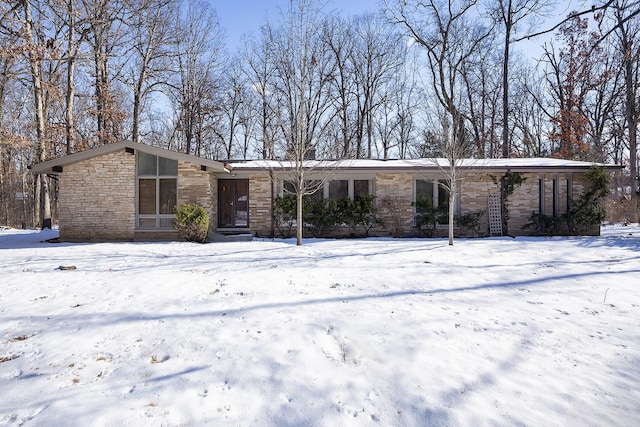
488, 193, 502, 236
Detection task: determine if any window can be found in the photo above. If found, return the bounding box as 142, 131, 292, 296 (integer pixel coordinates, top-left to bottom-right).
414, 179, 459, 225
329, 180, 348, 201
354, 180, 371, 200
137, 152, 177, 229
280, 178, 374, 201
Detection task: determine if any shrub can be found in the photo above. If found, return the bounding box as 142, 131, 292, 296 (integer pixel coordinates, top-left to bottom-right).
455, 210, 485, 237
304, 198, 339, 237
563, 165, 611, 234
174, 203, 209, 243
342, 195, 383, 236
413, 196, 448, 237
273, 195, 297, 238
523, 166, 611, 236
524, 212, 562, 235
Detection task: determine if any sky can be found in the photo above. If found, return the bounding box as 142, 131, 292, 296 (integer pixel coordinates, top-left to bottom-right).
212, 0, 384, 50
212, 0, 586, 56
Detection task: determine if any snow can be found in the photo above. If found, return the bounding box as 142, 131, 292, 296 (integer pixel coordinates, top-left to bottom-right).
1, 225, 639, 426
227, 157, 618, 171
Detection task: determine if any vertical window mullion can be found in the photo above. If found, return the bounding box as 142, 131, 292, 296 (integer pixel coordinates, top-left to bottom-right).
433, 181, 439, 207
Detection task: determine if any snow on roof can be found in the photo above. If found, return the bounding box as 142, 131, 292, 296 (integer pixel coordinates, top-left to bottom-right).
227, 157, 620, 171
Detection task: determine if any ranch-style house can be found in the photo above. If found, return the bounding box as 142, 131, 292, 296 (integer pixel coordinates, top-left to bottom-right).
30, 141, 621, 241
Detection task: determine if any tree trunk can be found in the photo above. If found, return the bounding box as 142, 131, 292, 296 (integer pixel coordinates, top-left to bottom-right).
502, 1, 512, 158
65, 0, 76, 154
296, 179, 303, 246
448, 175, 455, 246
623, 32, 638, 223
23, 0, 51, 227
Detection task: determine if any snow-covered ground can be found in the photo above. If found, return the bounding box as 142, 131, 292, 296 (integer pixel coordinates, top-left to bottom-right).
1, 225, 639, 426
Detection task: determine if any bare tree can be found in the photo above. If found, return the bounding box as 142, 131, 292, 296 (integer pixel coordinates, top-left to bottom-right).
609, 0, 639, 222
269, 0, 337, 245
488, 0, 554, 158
350, 12, 405, 159
8, 0, 57, 227
543, 15, 609, 160
124, 0, 175, 144
80, 0, 130, 145
387, 0, 491, 244
216, 59, 251, 159
169, 0, 225, 156
323, 15, 356, 158
242, 27, 279, 160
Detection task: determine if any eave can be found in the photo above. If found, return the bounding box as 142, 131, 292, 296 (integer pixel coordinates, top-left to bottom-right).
29, 141, 229, 174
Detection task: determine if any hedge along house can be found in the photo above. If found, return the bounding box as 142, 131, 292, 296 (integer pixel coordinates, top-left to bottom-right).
225, 158, 621, 238
31, 141, 621, 241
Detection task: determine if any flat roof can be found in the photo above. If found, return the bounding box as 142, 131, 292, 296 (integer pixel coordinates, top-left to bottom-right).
226, 157, 622, 173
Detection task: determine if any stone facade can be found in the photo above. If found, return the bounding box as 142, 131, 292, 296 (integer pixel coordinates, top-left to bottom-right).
57, 149, 218, 242
59, 150, 136, 241
39, 142, 609, 241
375, 173, 414, 237
249, 173, 274, 237
240, 170, 599, 238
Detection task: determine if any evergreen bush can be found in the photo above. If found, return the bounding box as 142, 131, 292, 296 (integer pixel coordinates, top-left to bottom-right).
174, 203, 209, 243
455, 210, 485, 237
273, 195, 297, 238
413, 196, 448, 237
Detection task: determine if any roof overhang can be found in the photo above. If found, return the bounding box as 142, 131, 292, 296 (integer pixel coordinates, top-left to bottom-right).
30, 141, 229, 174
226, 158, 623, 174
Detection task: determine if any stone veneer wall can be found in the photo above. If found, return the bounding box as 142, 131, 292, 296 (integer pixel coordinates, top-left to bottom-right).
59, 149, 136, 241
177, 161, 214, 235
249, 173, 274, 237
458, 173, 497, 235
239, 169, 594, 239
375, 172, 414, 237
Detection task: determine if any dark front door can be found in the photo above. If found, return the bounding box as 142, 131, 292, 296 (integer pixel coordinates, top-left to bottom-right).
218, 179, 249, 228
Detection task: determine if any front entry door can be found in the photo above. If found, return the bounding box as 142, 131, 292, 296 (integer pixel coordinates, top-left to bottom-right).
218, 179, 249, 228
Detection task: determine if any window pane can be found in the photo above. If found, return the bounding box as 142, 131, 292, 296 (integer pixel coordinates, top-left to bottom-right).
304, 180, 323, 203
415, 180, 433, 211
437, 181, 449, 208
329, 180, 348, 201
138, 179, 156, 214
138, 217, 156, 229
354, 180, 370, 199
159, 179, 177, 214
159, 217, 175, 229
159, 157, 178, 176
283, 181, 296, 195
138, 152, 157, 176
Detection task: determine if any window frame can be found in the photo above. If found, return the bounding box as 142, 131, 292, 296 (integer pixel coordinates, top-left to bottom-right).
413, 178, 460, 226
136, 152, 178, 230
278, 176, 375, 202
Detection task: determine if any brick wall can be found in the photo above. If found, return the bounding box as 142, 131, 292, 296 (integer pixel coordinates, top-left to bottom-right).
59, 150, 136, 241
249, 173, 274, 237
177, 161, 215, 237
375, 173, 414, 237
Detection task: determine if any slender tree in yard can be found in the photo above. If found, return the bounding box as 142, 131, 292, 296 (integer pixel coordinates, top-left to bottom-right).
386, 0, 491, 245
270, 0, 336, 246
